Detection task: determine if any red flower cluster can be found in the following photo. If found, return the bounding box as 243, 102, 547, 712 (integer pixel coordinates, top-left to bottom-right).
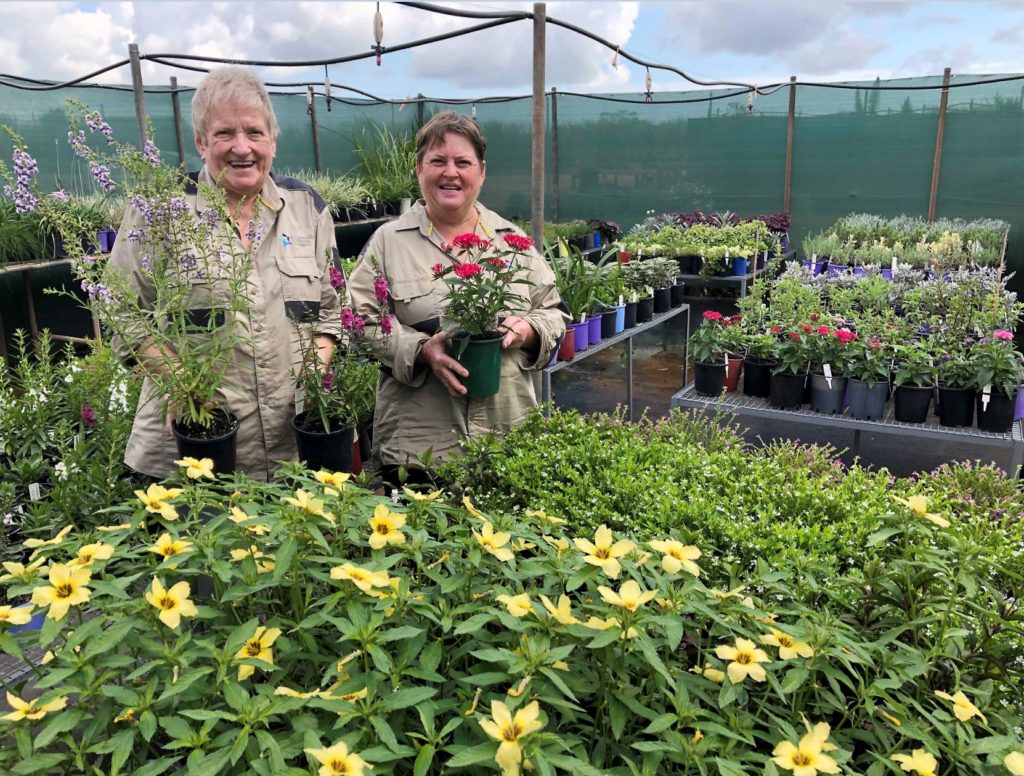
789, 331, 801, 341
454, 262, 484, 279
502, 233, 534, 252
430, 263, 444, 276
487, 257, 508, 269
451, 233, 492, 252
722, 314, 742, 326
770, 326, 783, 335
801, 324, 813, 333
703, 310, 723, 321
835, 329, 858, 344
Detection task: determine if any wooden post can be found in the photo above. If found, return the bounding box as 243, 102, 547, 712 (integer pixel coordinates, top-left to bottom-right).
927, 67, 952, 223
530, 3, 546, 246
783, 76, 797, 215
551, 86, 559, 223
308, 86, 322, 173
128, 43, 147, 150
170, 76, 187, 168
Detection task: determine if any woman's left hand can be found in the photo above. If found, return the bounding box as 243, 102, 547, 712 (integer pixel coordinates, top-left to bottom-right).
499, 316, 537, 351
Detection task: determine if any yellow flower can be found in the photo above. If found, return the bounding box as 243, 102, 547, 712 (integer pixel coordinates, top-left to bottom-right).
711, 584, 747, 600
304, 740, 371, 776
230, 545, 275, 573
574, 524, 635, 579
148, 533, 193, 560
648, 539, 701, 577
761, 629, 814, 659
330, 563, 391, 594
0, 605, 33, 626
463, 495, 487, 520
283, 489, 335, 523
23, 525, 74, 555
512, 538, 535, 552
2, 692, 68, 722
496, 593, 533, 618
479, 700, 544, 776
319, 683, 368, 702
690, 664, 725, 683
893, 495, 949, 528
691, 729, 704, 744
144, 577, 198, 629
135, 484, 182, 520
879, 710, 902, 727
0, 556, 45, 582
473, 522, 515, 562
542, 535, 570, 555
274, 686, 321, 699
314, 470, 351, 490
70, 542, 115, 568
114, 707, 136, 724
773, 721, 840, 775
934, 689, 987, 724
551, 660, 569, 671
228, 507, 270, 535
174, 456, 215, 479
525, 508, 566, 525
597, 580, 656, 612
1005, 752, 1024, 776
31, 562, 92, 621
715, 637, 771, 683
234, 625, 282, 680
96, 523, 133, 532
892, 749, 939, 776
368, 504, 406, 550
507, 676, 531, 698
539, 594, 578, 625
403, 486, 442, 502
584, 616, 638, 639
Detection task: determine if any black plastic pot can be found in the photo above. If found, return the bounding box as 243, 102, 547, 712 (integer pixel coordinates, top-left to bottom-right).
653, 286, 671, 314
694, 361, 726, 396
976, 388, 1018, 433
937, 384, 975, 428
742, 357, 776, 398
623, 301, 638, 329
293, 412, 356, 473
769, 371, 806, 410
600, 308, 617, 339
848, 378, 888, 420
809, 373, 847, 415
636, 295, 654, 323
670, 281, 686, 308
893, 384, 932, 423
172, 408, 239, 476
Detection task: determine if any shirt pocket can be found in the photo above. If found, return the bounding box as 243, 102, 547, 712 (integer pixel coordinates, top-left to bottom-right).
275, 254, 321, 323
390, 278, 443, 335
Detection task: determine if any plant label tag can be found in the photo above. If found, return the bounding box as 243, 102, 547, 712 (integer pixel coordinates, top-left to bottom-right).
891, 257, 898, 271
631, 292, 638, 303
73, 434, 80, 450
618, 295, 624, 307
812, 253, 817, 261
982, 384, 991, 410
28, 483, 42, 501
823, 363, 833, 389
580, 312, 587, 323
763, 249, 768, 260
724, 353, 729, 367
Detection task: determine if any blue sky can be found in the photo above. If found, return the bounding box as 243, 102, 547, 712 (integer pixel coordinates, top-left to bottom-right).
1, 2, 1021, 99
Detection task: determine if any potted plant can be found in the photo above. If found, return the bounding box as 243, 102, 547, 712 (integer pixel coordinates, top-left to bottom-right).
689, 310, 728, 396
355, 125, 419, 215
741, 329, 777, 398
770, 326, 812, 409
432, 233, 533, 397
620, 261, 655, 324
892, 339, 937, 423
718, 314, 746, 392
550, 244, 601, 351
806, 323, 857, 415
646, 257, 679, 314
970, 329, 1024, 433
846, 335, 892, 420
934, 340, 976, 428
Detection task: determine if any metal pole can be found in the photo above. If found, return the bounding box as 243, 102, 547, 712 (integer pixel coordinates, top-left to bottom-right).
551, 86, 560, 223
417, 93, 425, 127
308, 86, 322, 173
530, 3, 546, 246
927, 67, 952, 223
128, 43, 147, 149
783, 76, 796, 215
170, 76, 187, 168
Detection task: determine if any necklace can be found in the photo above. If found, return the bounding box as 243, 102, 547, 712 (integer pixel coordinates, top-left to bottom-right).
426, 207, 491, 245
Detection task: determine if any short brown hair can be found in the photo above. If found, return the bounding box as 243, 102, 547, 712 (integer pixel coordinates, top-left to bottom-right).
416, 111, 486, 163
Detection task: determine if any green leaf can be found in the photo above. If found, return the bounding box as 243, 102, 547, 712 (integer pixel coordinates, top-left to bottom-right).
413, 744, 435, 776
453, 612, 493, 635
185, 748, 232, 776
35, 708, 83, 748
380, 687, 437, 712
100, 685, 140, 707
419, 640, 443, 672
377, 625, 425, 643
0, 631, 25, 661
224, 618, 260, 655
229, 726, 251, 764
458, 672, 508, 686
445, 741, 499, 768
110, 728, 138, 776
780, 667, 809, 694
271, 536, 298, 583
222, 681, 249, 712
179, 709, 237, 723
157, 668, 214, 704
139, 710, 157, 743
969, 735, 1017, 755
159, 715, 193, 741
370, 716, 401, 753
714, 758, 749, 776
12, 753, 69, 774
538, 666, 578, 702
129, 757, 182, 776
643, 714, 678, 734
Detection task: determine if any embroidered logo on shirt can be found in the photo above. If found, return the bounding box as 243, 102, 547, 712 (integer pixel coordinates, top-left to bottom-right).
280, 234, 292, 247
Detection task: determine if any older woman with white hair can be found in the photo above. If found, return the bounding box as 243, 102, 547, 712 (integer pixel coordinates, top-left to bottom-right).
108, 66, 342, 479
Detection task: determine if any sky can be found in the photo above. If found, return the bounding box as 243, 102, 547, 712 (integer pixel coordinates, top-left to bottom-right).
0, 1, 1021, 100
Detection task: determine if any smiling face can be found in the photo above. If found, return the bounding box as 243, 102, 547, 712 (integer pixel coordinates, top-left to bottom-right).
195, 101, 276, 209
416, 132, 486, 222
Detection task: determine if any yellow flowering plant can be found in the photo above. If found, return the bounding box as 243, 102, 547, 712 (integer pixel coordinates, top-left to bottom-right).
0, 457, 1021, 775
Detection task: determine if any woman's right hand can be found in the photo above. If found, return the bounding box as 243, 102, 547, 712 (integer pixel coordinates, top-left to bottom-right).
420, 333, 469, 398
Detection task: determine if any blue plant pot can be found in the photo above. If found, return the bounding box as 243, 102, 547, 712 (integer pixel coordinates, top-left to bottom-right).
613, 304, 625, 333
732, 257, 749, 276
10, 608, 45, 633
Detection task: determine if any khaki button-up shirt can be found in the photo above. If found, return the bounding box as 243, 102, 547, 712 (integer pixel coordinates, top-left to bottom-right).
109, 169, 343, 480
348, 201, 568, 468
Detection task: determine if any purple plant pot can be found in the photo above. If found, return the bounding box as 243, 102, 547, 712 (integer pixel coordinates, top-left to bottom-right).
881, 268, 894, 281
1015, 383, 1024, 421
572, 321, 589, 352
588, 313, 602, 345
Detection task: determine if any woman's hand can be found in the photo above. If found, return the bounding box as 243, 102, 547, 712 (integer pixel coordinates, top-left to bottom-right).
499, 316, 537, 351
420, 333, 469, 397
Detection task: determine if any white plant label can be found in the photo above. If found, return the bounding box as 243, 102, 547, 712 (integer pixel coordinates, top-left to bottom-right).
823, 363, 833, 389
982, 384, 991, 411
618, 295, 624, 307
28, 483, 42, 501
812, 253, 817, 261
631, 292, 638, 303
724, 353, 729, 367
891, 256, 898, 271
580, 312, 587, 323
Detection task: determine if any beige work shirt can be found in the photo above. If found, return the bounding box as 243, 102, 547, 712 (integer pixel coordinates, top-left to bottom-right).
109, 169, 343, 480
348, 201, 568, 468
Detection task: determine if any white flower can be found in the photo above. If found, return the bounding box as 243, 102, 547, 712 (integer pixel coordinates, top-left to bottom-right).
54, 462, 69, 481
390, 488, 401, 504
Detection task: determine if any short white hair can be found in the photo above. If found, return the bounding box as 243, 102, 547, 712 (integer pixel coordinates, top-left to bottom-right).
191, 66, 279, 141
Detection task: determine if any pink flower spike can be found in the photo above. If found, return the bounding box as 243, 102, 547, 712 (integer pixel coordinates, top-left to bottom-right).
380, 314, 394, 336
993, 329, 1013, 341
373, 276, 390, 304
